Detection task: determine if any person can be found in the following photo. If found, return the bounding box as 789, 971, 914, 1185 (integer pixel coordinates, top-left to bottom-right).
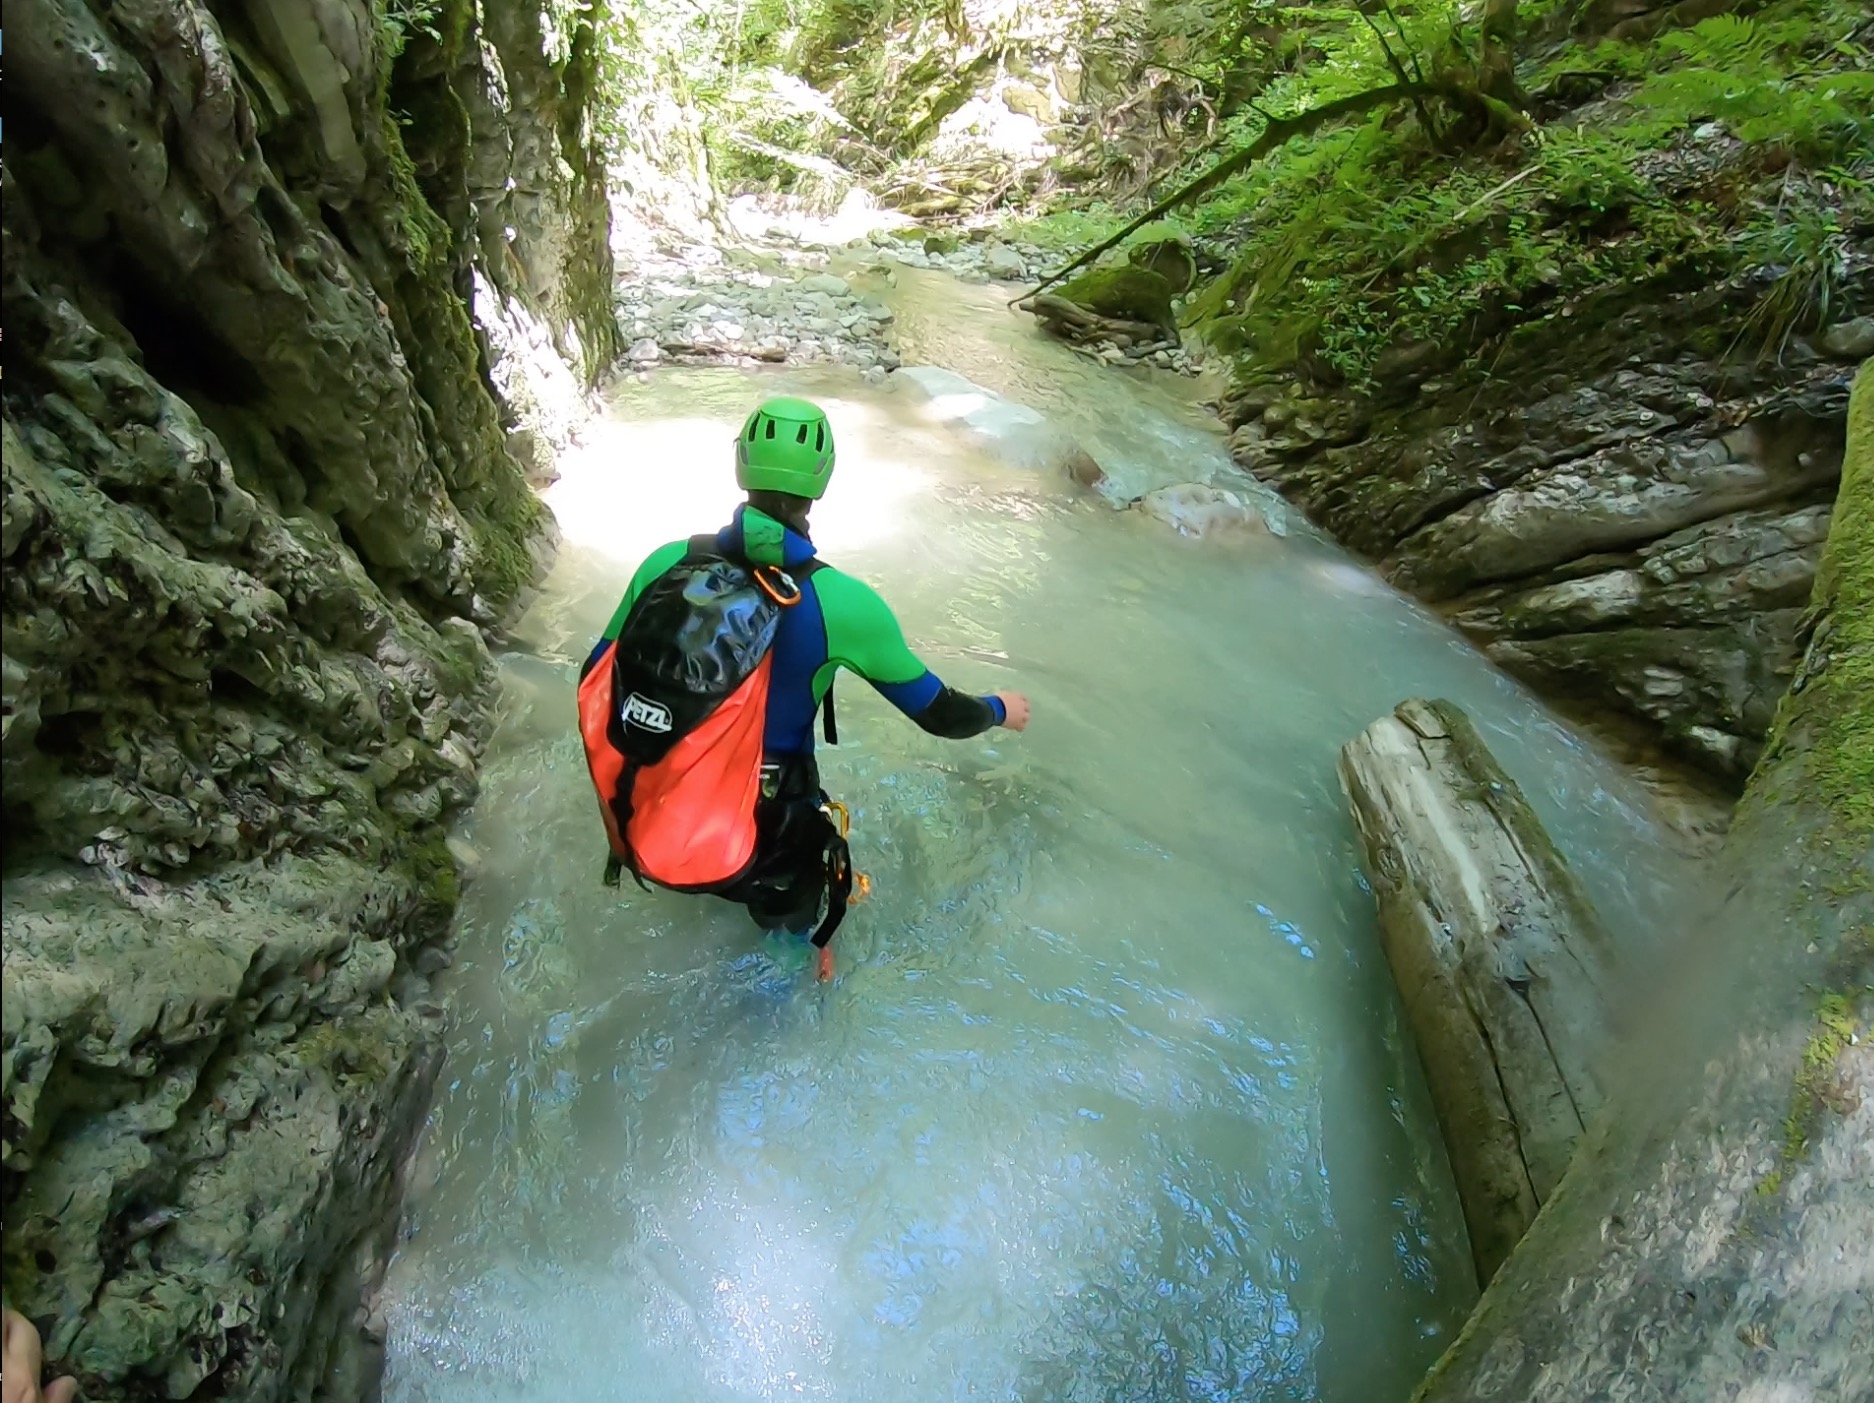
2, 1309, 77, 1403
586, 395, 1029, 949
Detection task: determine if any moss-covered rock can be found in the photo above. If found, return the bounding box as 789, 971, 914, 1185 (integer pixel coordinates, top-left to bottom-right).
1128, 236, 1197, 295
0, 0, 615, 1393
1057, 263, 1179, 332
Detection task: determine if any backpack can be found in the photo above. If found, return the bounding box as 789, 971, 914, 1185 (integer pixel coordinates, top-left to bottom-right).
578, 536, 850, 943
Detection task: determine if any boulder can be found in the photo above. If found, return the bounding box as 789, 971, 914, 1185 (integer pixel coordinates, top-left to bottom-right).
1127, 237, 1197, 296
1819, 315, 1874, 361
1054, 264, 1178, 335
891, 366, 1101, 477
984, 245, 1029, 282
797, 272, 851, 296
1002, 82, 1057, 125
1136, 483, 1269, 537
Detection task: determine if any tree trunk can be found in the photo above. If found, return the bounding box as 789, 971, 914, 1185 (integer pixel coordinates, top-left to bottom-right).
1338, 698, 1615, 1287
1412, 363, 1873, 1401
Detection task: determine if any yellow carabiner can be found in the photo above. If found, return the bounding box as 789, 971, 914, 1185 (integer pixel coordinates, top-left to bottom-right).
822, 800, 852, 838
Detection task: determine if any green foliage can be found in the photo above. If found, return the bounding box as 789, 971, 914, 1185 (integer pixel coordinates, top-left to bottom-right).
1088, 0, 1874, 386
1625, 14, 1874, 161
1735, 185, 1857, 360
373, 0, 453, 271
380, 0, 443, 60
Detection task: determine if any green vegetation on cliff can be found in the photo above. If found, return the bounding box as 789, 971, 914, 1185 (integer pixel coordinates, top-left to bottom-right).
1018, 0, 1870, 386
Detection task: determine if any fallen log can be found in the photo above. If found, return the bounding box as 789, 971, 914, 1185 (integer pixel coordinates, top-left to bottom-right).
1338, 697, 1614, 1287
1017, 293, 1172, 348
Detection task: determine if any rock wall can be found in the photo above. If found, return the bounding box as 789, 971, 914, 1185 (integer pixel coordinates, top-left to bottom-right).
1, 0, 614, 1395
1223, 279, 1869, 787
1411, 359, 1872, 1403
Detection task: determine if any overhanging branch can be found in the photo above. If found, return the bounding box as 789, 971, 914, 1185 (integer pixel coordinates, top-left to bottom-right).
1017, 83, 1430, 305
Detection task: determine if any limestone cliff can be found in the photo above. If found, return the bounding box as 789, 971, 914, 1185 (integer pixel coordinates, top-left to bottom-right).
0, 0, 614, 1395
1224, 285, 1866, 787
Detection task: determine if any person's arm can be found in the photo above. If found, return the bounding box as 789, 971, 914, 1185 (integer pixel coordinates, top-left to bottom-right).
814, 571, 1024, 737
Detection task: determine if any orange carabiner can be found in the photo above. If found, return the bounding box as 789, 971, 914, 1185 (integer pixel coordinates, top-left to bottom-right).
755, 566, 802, 607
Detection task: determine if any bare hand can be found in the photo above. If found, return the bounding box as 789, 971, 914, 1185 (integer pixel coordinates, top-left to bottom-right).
3, 1310, 78, 1403
995, 692, 1031, 732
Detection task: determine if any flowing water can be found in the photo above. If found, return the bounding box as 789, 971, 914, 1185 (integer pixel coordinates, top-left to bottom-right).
380, 269, 1692, 1402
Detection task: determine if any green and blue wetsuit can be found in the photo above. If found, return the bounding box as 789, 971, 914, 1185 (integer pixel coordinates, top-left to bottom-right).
595, 505, 1006, 754
592, 505, 1004, 932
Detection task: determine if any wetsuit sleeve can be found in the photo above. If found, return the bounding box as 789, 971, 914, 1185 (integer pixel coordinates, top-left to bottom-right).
814, 570, 1005, 737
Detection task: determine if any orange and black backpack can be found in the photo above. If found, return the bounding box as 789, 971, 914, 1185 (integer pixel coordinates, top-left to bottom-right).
577, 536, 851, 946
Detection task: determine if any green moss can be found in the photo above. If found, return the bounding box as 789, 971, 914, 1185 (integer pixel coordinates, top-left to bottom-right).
1759, 990, 1868, 1197
403, 827, 461, 909
1755, 361, 1874, 839
380, 114, 451, 273
1057, 264, 1178, 330
465, 485, 545, 604
297, 1015, 398, 1086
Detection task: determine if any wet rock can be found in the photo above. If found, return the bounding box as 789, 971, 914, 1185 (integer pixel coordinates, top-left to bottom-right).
1388, 418, 1843, 602
628, 337, 662, 363
1417, 374, 1874, 1401
1221, 276, 1862, 783
1339, 698, 1614, 1286
892, 366, 1099, 476
1055, 264, 1178, 335
984, 245, 1029, 281
1819, 315, 1874, 361
798, 272, 852, 296
0, 0, 612, 1390
1137, 483, 1269, 537
1128, 237, 1197, 296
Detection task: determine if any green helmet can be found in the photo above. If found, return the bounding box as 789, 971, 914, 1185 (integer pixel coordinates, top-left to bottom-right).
735, 396, 836, 499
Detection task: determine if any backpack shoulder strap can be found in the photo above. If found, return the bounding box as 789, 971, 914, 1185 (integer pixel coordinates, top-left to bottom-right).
792, 559, 838, 745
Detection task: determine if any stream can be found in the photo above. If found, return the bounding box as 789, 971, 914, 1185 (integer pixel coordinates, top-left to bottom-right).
379, 268, 1692, 1402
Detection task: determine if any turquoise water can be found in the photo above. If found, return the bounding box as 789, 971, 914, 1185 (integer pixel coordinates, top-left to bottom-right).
379, 282, 1690, 1402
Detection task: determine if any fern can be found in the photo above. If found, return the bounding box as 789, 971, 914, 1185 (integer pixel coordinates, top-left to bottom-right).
1658, 14, 1773, 70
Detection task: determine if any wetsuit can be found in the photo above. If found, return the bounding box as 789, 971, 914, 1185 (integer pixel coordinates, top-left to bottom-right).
593, 505, 1005, 930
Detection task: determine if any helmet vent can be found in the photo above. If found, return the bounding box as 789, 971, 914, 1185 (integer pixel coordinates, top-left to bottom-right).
764, 420, 776, 439
796, 424, 809, 444
814, 425, 825, 451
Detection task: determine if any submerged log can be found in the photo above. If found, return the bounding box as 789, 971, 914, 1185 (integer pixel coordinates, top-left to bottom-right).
1338, 697, 1614, 1286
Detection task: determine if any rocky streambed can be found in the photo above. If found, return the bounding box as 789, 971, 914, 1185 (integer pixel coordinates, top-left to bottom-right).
610, 229, 1206, 379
